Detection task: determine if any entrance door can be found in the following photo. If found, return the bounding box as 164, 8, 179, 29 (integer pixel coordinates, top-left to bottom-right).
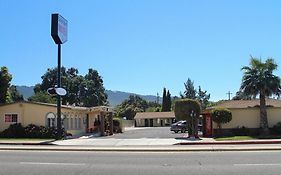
144, 119, 149, 127
160, 120, 163, 127
149, 119, 153, 127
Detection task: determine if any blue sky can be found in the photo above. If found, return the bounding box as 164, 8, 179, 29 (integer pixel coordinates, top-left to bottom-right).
1, 0, 281, 101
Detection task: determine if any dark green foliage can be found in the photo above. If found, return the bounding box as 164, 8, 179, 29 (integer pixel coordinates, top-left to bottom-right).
28, 91, 56, 104
8, 85, 24, 102
211, 108, 232, 129
197, 86, 210, 110
113, 118, 122, 133
0, 123, 65, 139
161, 88, 171, 112
174, 99, 201, 137
232, 90, 252, 100
0, 66, 12, 104
0, 123, 25, 138
174, 99, 201, 121
116, 95, 147, 120
233, 126, 250, 136
31, 67, 107, 107
116, 95, 161, 119
272, 122, 281, 134
180, 78, 196, 99
161, 88, 167, 111
180, 78, 210, 110
166, 90, 172, 111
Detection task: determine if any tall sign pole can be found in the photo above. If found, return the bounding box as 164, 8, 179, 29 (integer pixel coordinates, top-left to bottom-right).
51, 13, 68, 139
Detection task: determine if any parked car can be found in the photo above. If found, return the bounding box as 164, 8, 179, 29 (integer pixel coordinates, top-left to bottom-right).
170, 120, 187, 133
170, 120, 203, 133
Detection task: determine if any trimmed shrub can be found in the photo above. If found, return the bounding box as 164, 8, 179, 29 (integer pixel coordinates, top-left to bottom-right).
272, 122, 281, 135
113, 118, 122, 133
174, 99, 201, 137
233, 126, 249, 136
0, 123, 25, 138
211, 108, 232, 129
0, 123, 65, 139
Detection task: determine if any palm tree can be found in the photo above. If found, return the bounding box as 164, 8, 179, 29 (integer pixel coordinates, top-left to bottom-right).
240, 57, 281, 135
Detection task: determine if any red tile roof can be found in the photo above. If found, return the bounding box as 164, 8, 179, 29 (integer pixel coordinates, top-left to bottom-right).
134, 112, 175, 119
209, 99, 281, 109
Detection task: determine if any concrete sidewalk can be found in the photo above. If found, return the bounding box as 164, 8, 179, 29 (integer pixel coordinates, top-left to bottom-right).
52, 138, 215, 146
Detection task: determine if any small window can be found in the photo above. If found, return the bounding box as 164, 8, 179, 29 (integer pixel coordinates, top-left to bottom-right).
46, 113, 56, 127
78, 118, 81, 129
4, 114, 18, 123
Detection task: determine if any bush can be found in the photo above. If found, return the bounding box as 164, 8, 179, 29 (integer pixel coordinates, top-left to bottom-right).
113, 118, 122, 133
233, 126, 249, 136
272, 122, 281, 134
0, 123, 25, 138
0, 123, 65, 139
211, 108, 232, 129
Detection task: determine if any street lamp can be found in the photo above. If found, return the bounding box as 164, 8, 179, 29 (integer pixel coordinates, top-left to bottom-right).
51, 13, 68, 139
190, 110, 195, 139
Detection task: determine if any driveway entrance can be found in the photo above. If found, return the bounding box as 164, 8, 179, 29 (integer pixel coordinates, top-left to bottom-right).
105, 127, 187, 139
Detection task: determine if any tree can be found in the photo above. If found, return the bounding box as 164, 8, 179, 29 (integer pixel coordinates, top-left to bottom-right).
28, 91, 56, 104
81, 68, 108, 107
166, 90, 172, 111
232, 90, 252, 100
240, 57, 281, 135
8, 85, 24, 102
196, 86, 210, 110
161, 88, 171, 112
211, 108, 232, 130
180, 78, 210, 110
174, 99, 201, 138
116, 95, 148, 120
180, 78, 196, 99
32, 67, 107, 107
161, 88, 167, 111
0, 66, 12, 104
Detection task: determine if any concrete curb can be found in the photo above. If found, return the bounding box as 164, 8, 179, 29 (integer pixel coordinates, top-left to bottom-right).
1, 145, 281, 152
175, 140, 281, 145
0, 140, 55, 146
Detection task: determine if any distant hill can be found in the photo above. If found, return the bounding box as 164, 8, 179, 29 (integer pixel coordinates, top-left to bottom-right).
106, 90, 161, 106
16, 86, 161, 106
16, 85, 35, 100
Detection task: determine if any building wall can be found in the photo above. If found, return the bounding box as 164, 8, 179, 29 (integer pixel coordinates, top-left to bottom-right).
218, 107, 281, 129
0, 102, 86, 136
135, 118, 173, 127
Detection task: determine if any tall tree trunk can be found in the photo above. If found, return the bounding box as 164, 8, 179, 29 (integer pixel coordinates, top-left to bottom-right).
259, 92, 269, 135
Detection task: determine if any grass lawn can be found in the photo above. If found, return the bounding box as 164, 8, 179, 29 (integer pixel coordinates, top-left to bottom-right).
215, 136, 255, 141
215, 135, 281, 141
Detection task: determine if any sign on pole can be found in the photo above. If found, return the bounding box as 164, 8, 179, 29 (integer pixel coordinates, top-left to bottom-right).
51, 14, 68, 44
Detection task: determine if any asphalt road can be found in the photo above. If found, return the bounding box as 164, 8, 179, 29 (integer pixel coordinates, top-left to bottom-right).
1, 150, 281, 175
104, 127, 189, 139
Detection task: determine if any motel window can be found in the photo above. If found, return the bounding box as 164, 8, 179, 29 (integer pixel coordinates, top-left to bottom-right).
4, 114, 18, 123
78, 118, 81, 129
70, 118, 73, 129
46, 113, 56, 128
64, 118, 69, 130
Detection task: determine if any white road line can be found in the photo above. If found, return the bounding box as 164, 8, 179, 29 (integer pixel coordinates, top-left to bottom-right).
20, 162, 86, 166
234, 163, 281, 166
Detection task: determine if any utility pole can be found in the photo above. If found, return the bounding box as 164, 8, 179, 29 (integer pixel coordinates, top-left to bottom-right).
156, 93, 159, 104
226, 91, 232, 100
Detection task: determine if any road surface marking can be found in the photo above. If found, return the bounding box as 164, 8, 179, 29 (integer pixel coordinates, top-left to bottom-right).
20, 162, 86, 166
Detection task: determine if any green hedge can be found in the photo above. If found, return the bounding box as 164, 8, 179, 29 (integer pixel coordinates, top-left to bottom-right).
0, 123, 65, 139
